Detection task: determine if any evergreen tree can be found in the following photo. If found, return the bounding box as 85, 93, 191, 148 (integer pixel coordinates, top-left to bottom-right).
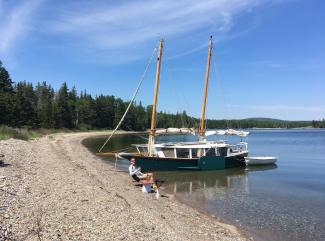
94, 95, 115, 129
134, 102, 146, 130
0, 61, 14, 93
35, 82, 54, 128
146, 105, 153, 129
76, 91, 96, 128
0, 61, 15, 125
114, 98, 126, 129
54, 82, 74, 128
69, 86, 78, 127
14, 81, 37, 127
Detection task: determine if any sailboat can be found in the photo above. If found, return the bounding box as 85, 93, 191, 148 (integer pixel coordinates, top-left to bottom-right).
114, 36, 249, 171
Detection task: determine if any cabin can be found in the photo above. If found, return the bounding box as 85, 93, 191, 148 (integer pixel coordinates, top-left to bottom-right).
134, 141, 248, 159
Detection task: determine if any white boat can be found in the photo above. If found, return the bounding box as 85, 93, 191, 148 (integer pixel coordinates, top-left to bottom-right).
244, 156, 277, 166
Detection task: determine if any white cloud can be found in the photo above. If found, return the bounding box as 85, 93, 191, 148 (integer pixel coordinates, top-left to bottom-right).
65, 1, 254, 43
0, 0, 43, 55
0, 0, 290, 63
45, 0, 267, 61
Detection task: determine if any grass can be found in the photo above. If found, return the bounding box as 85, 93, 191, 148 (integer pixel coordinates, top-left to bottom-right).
0, 125, 43, 140
0, 126, 71, 141
0, 125, 114, 141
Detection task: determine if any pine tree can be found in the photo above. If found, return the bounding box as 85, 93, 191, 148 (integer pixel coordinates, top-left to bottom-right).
54, 82, 74, 128
134, 102, 146, 130
94, 95, 115, 129
14, 81, 37, 127
69, 86, 78, 127
76, 91, 96, 129
0, 61, 15, 125
114, 98, 126, 129
35, 82, 54, 128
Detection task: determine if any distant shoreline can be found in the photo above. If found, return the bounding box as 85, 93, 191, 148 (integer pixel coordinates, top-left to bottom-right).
1, 125, 324, 141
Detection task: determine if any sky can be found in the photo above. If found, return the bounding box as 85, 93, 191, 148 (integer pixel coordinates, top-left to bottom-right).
0, 0, 324, 121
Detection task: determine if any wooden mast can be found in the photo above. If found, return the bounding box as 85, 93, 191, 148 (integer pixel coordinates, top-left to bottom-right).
199, 36, 213, 141
148, 38, 163, 156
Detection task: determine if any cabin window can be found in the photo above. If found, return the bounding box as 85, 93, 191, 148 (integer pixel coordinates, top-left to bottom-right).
218, 147, 228, 157
162, 148, 175, 158
205, 148, 216, 156
176, 148, 190, 158
191, 148, 204, 158
191, 149, 197, 158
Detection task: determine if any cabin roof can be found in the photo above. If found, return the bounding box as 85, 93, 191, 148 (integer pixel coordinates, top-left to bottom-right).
133, 141, 230, 149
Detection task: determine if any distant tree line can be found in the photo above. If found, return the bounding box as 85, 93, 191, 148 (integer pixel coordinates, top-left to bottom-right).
311, 120, 325, 128
0, 61, 323, 130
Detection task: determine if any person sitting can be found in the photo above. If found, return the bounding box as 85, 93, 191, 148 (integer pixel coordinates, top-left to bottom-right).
128, 158, 154, 183
129, 158, 143, 182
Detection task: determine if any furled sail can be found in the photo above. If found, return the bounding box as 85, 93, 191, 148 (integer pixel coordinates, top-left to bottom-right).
204, 129, 249, 137
155, 128, 194, 135
155, 128, 249, 137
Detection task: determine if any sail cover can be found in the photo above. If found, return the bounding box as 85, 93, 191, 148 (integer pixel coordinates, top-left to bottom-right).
205, 129, 249, 137
155, 128, 249, 137
155, 128, 193, 135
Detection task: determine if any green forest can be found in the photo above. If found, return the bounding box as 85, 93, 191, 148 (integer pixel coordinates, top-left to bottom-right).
0, 60, 324, 132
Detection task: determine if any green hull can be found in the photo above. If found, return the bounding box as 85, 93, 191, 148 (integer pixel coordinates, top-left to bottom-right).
121, 153, 247, 172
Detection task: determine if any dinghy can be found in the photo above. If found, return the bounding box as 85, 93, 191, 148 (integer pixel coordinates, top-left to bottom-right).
244, 156, 277, 166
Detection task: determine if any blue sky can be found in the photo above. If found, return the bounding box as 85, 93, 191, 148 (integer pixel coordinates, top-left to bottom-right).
0, 0, 324, 120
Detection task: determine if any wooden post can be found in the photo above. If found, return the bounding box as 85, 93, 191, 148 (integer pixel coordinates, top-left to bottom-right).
148, 38, 163, 156
199, 36, 213, 140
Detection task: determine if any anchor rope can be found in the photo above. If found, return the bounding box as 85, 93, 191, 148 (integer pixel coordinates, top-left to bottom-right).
98, 45, 158, 153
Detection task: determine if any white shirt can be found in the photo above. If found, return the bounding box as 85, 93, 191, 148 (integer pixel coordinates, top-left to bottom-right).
129, 164, 142, 176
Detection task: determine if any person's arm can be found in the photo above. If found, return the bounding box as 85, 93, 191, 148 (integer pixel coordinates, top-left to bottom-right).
136, 169, 143, 176
129, 165, 141, 176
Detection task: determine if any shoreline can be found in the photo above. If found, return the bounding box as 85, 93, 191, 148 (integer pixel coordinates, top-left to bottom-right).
172, 193, 252, 240
0, 131, 250, 240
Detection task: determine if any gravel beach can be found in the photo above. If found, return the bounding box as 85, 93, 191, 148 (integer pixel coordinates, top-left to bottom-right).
0, 132, 250, 241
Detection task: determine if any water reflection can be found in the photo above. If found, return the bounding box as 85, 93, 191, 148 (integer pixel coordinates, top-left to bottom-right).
156, 165, 277, 198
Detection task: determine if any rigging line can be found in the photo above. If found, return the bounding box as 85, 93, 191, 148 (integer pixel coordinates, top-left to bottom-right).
166, 49, 186, 127
109, 146, 134, 153
213, 48, 240, 130
212, 44, 229, 130
98, 45, 158, 153
123, 123, 149, 141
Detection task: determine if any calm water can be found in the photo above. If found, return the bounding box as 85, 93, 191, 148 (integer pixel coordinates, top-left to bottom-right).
83, 129, 325, 241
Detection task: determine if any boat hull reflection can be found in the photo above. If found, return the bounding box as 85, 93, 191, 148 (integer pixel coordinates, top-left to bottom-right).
156, 164, 277, 196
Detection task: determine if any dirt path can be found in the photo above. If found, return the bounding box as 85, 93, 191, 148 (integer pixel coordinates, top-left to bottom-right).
0, 132, 250, 241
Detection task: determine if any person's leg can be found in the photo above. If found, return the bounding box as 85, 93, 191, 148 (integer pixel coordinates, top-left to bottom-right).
132, 174, 140, 182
